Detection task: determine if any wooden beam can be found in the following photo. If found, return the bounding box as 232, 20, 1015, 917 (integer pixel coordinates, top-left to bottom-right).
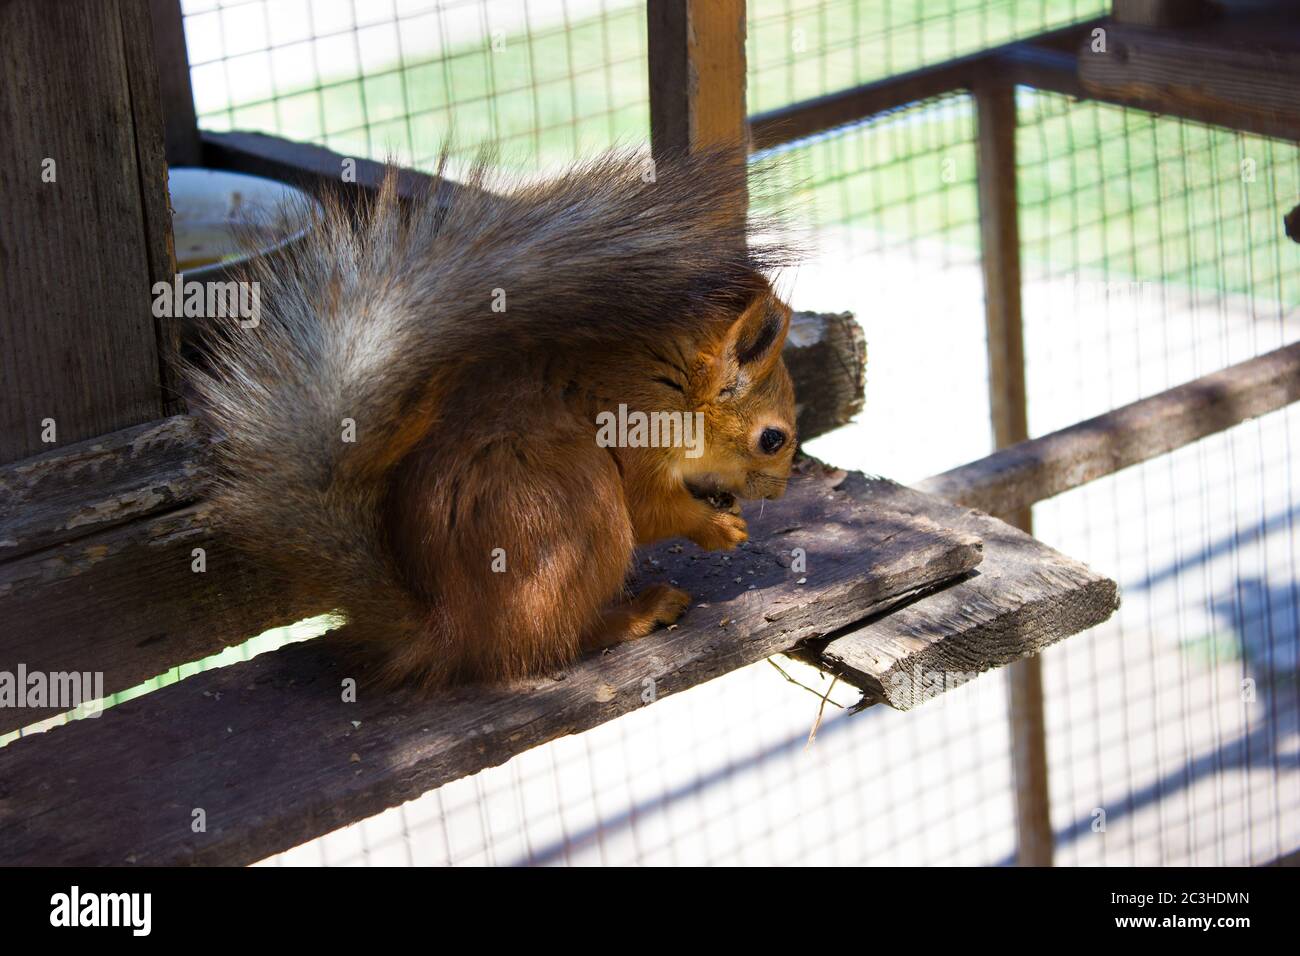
1112, 0, 1216, 29
1077, 11, 1300, 140
648, 0, 748, 160
122, 0, 184, 413
0, 463, 984, 865
0, 415, 202, 562
0, 501, 302, 733
1001, 42, 1300, 142
750, 55, 977, 152
148, 0, 203, 167
975, 82, 1053, 867
0, 0, 173, 463
920, 341, 1300, 516
975, 85, 1030, 487
202, 130, 441, 200
806, 479, 1119, 709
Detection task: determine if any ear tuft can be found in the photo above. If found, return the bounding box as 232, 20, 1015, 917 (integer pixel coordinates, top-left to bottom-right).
728, 281, 791, 373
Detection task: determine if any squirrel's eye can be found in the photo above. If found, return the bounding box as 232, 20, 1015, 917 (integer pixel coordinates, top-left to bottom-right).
759, 427, 787, 455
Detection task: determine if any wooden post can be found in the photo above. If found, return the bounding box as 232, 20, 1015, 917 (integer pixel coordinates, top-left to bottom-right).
975, 83, 1054, 867
0, 0, 177, 463
148, 0, 203, 167
647, 0, 748, 160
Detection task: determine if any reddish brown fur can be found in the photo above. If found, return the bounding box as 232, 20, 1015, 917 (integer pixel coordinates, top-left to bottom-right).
185, 147, 797, 689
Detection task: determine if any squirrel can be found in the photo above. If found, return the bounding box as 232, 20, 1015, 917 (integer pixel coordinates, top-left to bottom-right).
186, 146, 798, 688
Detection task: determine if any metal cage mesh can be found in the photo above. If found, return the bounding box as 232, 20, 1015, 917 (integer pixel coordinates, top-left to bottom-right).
9, 2, 1288, 866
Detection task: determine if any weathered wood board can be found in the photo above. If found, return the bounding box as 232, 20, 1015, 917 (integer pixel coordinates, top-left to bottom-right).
0, 461, 983, 865
1079, 12, 1300, 138
0, 0, 174, 463
806, 476, 1120, 710
0, 416, 203, 561
918, 341, 1300, 519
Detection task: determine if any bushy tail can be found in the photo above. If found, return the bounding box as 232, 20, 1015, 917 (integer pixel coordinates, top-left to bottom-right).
185, 146, 788, 660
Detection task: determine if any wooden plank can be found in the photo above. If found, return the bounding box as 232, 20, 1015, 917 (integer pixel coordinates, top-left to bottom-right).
648, 0, 748, 161
1112, 0, 1216, 28
0, 415, 203, 562
148, 0, 203, 166
1003, 42, 1300, 142
919, 341, 1300, 516
751, 55, 980, 151
0, 317, 865, 728
122, 0, 183, 414
0, 502, 301, 733
975, 85, 1030, 507
202, 130, 441, 200
1078, 13, 1300, 138
0, 0, 169, 463
0, 462, 983, 865
808, 478, 1119, 709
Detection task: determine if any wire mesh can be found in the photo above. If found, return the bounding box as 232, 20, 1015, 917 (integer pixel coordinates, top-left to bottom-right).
746, 0, 1107, 114
13, 2, 1290, 866
181, 0, 651, 171
1018, 90, 1300, 865
257, 91, 1024, 867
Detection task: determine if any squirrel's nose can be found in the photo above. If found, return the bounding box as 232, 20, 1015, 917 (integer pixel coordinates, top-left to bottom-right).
758, 427, 787, 455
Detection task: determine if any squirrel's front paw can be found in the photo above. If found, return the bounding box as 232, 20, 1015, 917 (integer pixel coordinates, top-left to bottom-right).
690, 511, 748, 551
644, 583, 692, 627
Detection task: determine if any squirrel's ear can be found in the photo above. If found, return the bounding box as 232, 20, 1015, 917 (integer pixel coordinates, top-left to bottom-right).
722, 280, 791, 379
694, 277, 791, 402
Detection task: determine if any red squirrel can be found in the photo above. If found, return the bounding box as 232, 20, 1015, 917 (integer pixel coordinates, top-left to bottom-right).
186, 147, 798, 687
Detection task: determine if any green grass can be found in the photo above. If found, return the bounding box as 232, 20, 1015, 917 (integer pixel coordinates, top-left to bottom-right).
200, 1, 1107, 169
768, 90, 1300, 308
746, 0, 1107, 112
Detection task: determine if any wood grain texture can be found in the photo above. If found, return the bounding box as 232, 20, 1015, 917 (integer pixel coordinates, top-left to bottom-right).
919, 341, 1300, 517
0, 415, 203, 561
0, 461, 983, 865
0, 0, 169, 463
648, 0, 747, 159
786, 311, 865, 442
121, 0, 183, 414
974, 80, 1048, 865
0, 501, 300, 734
808, 478, 1119, 711
148, 0, 202, 166
1078, 13, 1300, 138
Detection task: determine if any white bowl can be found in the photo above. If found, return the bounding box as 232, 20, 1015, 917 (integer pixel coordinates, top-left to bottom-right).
168, 167, 319, 278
